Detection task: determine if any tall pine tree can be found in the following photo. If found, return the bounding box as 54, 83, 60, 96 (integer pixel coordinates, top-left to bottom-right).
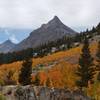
96, 41, 100, 71
96, 40, 100, 81
18, 58, 32, 85
76, 37, 95, 89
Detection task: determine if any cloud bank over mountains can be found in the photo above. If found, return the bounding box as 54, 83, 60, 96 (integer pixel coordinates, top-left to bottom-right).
0, 0, 100, 43
0, 0, 99, 29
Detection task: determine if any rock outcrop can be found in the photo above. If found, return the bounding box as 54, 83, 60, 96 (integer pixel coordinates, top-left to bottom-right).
0, 85, 91, 100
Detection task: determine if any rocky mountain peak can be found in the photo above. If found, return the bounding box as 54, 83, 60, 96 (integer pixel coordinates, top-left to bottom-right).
40, 16, 65, 30
3, 40, 14, 45
9, 16, 77, 52
51, 16, 61, 23
47, 16, 62, 27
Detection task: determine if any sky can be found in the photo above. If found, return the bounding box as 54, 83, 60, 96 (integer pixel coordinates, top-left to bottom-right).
0, 0, 100, 43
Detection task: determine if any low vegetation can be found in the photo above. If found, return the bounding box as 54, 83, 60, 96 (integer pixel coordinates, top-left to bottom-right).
0, 33, 100, 99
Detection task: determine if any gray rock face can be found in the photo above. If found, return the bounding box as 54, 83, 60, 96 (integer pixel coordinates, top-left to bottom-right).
0, 85, 91, 100
12, 16, 77, 52
0, 40, 15, 53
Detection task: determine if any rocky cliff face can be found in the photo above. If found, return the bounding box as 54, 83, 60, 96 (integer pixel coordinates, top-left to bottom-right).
12, 16, 77, 52
0, 85, 91, 100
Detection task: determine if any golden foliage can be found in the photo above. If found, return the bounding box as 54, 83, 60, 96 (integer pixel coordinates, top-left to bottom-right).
0, 42, 99, 97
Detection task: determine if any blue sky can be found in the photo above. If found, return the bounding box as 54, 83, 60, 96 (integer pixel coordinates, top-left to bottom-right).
0, 0, 100, 43
0, 28, 32, 43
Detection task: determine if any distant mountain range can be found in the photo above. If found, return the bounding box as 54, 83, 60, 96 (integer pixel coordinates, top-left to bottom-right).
0, 16, 77, 53
0, 40, 15, 53
0, 28, 31, 44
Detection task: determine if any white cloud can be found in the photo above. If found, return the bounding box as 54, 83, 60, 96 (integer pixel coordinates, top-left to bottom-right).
4, 29, 18, 43
0, 0, 99, 30
9, 34, 19, 43
5, 29, 10, 36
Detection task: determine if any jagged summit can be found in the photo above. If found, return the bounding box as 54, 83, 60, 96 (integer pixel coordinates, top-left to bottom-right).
53, 15, 59, 20
12, 16, 77, 52
47, 16, 62, 28
40, 16, 62, 29
35, 16, 76, 34
49, 16, 62, 24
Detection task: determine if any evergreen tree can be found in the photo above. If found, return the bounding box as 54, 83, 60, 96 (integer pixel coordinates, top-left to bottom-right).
97, 72, 100, 81
67, 37, 72, 49
91, 27, 96, 33
86, 28, 89, 33
96, 41, 100, 81
76, 37, 95, 90
96, 41, 100, 71
18, 58, 32, 85
96, 23, 100, 34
